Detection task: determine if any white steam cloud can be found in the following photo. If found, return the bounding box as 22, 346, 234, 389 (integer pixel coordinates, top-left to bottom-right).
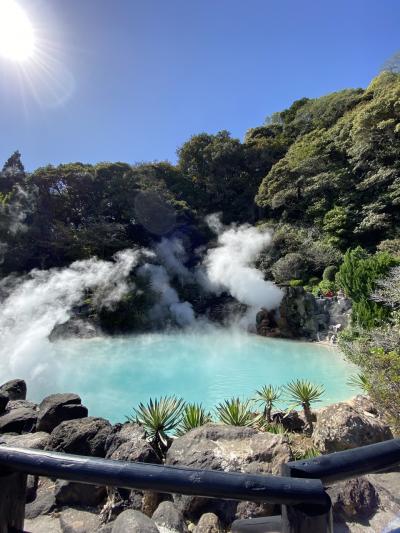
203, 214, 283, 315
0, 250, 140, 381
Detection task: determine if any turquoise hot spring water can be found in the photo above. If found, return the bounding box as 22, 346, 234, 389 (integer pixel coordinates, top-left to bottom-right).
26, 327, 357, 422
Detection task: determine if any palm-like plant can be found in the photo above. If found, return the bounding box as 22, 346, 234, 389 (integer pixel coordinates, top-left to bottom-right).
176, 403, 212, 436
254, 385, 282, 423
128, 396, 185, 458
283, 380, 325, 433
347, 373, 370, 394
216, 398, 258, 427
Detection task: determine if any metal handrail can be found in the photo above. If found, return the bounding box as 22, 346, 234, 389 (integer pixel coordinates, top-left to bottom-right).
283, 438, 400, 484
0, 446, 327, 506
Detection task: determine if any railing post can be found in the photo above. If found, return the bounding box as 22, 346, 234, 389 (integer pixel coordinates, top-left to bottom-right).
281, 464, 332, 533
0, 469, 26, 533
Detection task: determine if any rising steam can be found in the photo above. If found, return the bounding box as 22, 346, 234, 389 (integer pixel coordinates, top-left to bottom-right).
0, 249, 139, 381
203, 214, 283, 316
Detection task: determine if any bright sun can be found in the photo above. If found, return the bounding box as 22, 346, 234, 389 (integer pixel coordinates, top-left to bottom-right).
0, 0, 35, 61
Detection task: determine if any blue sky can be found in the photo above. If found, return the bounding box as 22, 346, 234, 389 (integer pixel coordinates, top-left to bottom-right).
1, 0, 399, 171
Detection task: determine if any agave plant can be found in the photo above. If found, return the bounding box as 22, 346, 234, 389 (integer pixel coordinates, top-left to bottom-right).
347, 373, 370, 394
128, 396, 185, 458
254, 385, 282, 423
176, 403, 212, 436
216, 398, 258, 427
283, 379, 325, 433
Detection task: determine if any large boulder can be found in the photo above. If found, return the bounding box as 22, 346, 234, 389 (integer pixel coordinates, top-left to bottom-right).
312, 401, 393, 453
0, 392, 9, 414
0, 431, 50, 449
37, 393, 88, 433
328, 477, 380, 523
0, 379, 26, 400
0, 406, 38, 434
46, 417, 112, 457
112, 510, 160, 533
152, 501, 187, 533
165, 424, 291, 523
55, 479, 107, 507
105, 423, 159, 463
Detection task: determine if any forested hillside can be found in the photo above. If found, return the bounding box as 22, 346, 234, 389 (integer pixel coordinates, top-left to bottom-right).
1, 71, 399, 280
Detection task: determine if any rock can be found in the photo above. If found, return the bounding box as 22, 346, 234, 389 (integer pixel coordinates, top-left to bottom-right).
312, 402, 393, 452
49, 318, 100, 341
271, 410, 305, 432
348, 395, 378, 416
166, 424, 291, 522
25, 491, 56, 519
111, 510, 160, 533
329, 477, 380, 522
0, 392, 9, 414
55, 479, 107, 507
234, 501, 275, 521
99, 523, 115, 533
105, 423, 159, 464
0, 406, 38, 433
7, 399, 37, 410
152, 501, 187, 533
24, 515, 62, 533
193, 514, 222, 533
0, 431, 50, 449
37, 393, 88, 433
59, 508, 102, 533
0, 378, 26, 400
46, 417, 112, 457
26, 475, 39, 503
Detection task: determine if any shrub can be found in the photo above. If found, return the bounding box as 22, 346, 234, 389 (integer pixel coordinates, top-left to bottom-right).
289, 279, 303, 287
176, 403, 212, 436
323, 265, 338, 281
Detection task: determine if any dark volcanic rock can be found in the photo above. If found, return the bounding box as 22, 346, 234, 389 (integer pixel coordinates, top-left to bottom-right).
25, 491, 56, 519
0, 378, 26, 400
328, 477, 380, 522
105, 423, 159, 464
0, 406, 37, 433
0, 431, 50, 449
37, 393, 88, 433
313, 402, 393, 452
46, 417, 112, 457
111, 510, 160, 533
166, 424, 291, 522
0, 392, 9, 414
55, 479, 107, 507
271, 410, 305, 432
152, 501, 187, 533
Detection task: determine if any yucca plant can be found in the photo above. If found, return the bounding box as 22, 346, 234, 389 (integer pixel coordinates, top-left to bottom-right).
128, 396, 185, 458
292, 446, 321, 461
176, 403, 212, 436
347, 373, 370, 394
284, 380, 325, 433
216, 398, 258, 427
263, 422, 288, 435
254, 385, 282, 423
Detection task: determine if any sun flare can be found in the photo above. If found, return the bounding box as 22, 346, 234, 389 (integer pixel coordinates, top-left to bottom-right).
0, 0, 35, 61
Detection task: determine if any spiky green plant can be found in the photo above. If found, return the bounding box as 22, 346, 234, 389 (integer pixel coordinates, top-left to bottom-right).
254, 385, 282, 423
128, 396, 185, 458
292, 446, 321, 461
284, 380, 325, 433
263, 422, 288, 435
176, 403, 212, 436
347, 373, 370, 394
216, 398, 258, 427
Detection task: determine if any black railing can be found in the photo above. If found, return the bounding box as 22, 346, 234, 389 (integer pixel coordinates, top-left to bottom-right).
0, 439, 399, 533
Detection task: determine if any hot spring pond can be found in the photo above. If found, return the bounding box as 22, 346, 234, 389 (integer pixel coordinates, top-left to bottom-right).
25, 329, 356, 422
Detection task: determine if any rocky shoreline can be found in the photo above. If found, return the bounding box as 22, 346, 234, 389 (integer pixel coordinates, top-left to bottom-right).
0, 379, 398, 533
